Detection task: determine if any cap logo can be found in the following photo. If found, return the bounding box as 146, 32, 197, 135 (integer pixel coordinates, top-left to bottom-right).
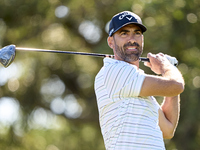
119, 12, 129, 20
126, 17, 133, 21
118, 12, 139, 22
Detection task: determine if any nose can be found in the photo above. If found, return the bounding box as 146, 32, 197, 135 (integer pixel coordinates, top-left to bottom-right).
128, 33, 137, 43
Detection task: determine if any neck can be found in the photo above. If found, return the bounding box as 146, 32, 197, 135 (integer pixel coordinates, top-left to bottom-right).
129, 60, 140, 68
114, 54, 140, 69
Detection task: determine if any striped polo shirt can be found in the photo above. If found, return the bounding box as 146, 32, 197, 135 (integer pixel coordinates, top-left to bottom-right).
94, 58, 165, 150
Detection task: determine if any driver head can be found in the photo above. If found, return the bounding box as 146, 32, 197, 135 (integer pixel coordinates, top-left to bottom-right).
0, 45, 16, 68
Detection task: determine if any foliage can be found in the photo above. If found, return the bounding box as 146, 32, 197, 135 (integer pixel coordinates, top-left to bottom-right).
0, 0, 200, 149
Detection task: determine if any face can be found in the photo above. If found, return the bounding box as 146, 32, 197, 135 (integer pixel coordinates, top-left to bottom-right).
108, 24, 144, 64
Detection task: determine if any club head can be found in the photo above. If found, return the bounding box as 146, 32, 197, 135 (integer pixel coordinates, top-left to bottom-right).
0, 45, 16, 68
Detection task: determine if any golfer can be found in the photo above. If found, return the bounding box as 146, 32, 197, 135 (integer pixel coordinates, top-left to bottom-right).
94, 11, 184, 150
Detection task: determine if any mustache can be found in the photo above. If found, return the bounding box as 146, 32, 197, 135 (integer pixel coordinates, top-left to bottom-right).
123, 42, 140, 48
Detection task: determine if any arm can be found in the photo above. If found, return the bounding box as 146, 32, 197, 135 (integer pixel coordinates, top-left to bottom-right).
139, 53, 184, 138
159, 96, 180, 139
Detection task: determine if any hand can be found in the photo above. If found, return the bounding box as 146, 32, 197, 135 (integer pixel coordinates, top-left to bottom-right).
165, 54, 178, 66
144, 53, 172, 75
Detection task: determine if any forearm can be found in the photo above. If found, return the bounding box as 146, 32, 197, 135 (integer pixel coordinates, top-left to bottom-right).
160, 65, 185, 96
160, 95, 180, 138
162, 65, 184, 85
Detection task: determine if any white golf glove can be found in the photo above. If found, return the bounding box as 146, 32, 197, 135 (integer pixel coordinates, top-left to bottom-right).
165, 54, 178, 66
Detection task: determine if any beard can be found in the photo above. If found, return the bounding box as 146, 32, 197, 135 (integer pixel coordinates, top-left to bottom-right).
114, 41, 143, 63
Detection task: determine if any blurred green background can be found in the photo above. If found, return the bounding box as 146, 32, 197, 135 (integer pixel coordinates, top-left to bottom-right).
0, 0, 200, 149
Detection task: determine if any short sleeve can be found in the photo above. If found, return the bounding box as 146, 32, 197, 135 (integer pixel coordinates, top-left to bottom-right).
104, 62, 146, 100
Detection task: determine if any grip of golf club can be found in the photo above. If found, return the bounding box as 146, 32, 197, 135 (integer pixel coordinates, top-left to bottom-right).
105, 55, 150, 62
139, 57, 150, 62
139, 57, 178, 66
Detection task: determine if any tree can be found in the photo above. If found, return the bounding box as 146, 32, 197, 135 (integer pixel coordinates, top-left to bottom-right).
0, 0, 200, 149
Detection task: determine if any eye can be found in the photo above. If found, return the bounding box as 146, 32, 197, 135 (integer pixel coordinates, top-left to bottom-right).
135, 31, 142, 36
120, 31, 130, 37
121, 32, 127, 35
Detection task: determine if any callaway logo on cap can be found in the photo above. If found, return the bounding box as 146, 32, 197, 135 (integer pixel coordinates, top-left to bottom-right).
108, 11, 147, 36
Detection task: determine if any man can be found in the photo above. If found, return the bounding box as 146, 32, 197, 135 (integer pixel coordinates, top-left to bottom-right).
94, 11, 184, 150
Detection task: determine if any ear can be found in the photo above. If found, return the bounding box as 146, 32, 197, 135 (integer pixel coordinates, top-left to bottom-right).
107, 36, 114, 49
142, 35, 144, 48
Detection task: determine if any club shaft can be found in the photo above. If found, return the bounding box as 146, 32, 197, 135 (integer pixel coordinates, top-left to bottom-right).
15, 47, 150, 62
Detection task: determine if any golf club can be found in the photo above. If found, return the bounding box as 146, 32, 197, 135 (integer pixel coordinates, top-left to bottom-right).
0, 44, 150, 68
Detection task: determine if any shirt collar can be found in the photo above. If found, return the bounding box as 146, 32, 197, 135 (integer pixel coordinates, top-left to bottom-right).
103, 57, 144, 73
